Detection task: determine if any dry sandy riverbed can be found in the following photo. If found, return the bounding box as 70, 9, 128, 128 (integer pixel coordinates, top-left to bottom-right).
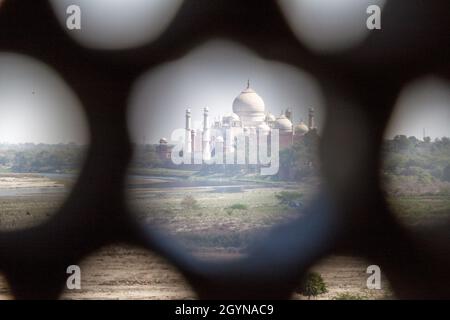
0, 245, 393, 300
0, 173, 65, 189
0, 174, 394, 299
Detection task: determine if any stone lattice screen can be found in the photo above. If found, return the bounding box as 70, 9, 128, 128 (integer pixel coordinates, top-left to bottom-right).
0, 0, 449, 299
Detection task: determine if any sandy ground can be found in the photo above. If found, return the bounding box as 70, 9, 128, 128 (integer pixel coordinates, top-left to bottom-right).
0, 193, 64, 230
304, 256, 392, 300
61, 246, 197, 300
0, 245, 392, 300
0, 173, 64, 189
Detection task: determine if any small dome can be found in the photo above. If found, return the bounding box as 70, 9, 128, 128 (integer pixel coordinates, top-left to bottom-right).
265, 113, 276, 122
258, 123, 271, 133
273, 115, 293, 132
295, 122, 309, 135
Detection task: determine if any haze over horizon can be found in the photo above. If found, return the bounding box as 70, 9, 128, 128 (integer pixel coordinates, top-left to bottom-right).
385, 76, 450, 140
0, 53, 89, 145
1, 48, 448, 146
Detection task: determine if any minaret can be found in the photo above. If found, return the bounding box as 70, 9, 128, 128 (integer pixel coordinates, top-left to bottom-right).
285, 108, 292, 121
203, 107, 209, 131
185, 108, 191, 131
191, 129, 196, 164
202, 107, 211, 161
185, 108, 192, 155
191, 130, 196, 154
308, 107, 315, 130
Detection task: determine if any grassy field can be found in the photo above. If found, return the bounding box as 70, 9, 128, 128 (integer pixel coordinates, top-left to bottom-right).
133, 187, 300, 251
387, 195, 450, 227
128, 175, 316, 254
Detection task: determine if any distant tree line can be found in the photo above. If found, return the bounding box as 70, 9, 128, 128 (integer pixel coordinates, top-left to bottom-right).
131, 133, 450, 186
131, 132, 322, 181
382, 135, 450, 183
0, 143, 86, 173
132, 144, 164, 169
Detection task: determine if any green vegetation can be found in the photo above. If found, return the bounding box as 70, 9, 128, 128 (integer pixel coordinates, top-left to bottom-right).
277, 130, 320, 181
382, 135, 450, 195
131, 144, 163, 168
180, 195, 199, 210
381, 135, 450, 224
0, 143, 85, 173
131, 186, 302, 252
130, 130, 321, 182
227, 203, 248, 211
296, 272, 328, 299
387, 194, 450, 225
275, 191, 303, 208
225, 203, 248, 215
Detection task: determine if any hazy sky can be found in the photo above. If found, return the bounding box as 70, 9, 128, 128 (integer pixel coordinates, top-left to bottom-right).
0, 53, 89, 144
128, 40, 326, 144
386, 76, 450, 139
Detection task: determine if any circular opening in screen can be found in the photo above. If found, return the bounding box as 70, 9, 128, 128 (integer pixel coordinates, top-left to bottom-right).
0, 53, 90, 231
126, 40, 327, 262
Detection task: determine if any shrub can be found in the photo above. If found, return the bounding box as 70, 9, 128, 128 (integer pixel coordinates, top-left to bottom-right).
228, 203, 248, 210
296, 272, 327, 299
180, 195, 198, 210
225, 203, 248, 214
276, 191, 303, 208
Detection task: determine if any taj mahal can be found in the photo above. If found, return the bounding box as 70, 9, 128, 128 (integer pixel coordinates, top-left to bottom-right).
158, 81, 316, 163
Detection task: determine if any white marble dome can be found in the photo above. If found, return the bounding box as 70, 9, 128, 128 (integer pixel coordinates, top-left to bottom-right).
274, 115, 293, 132
265, 113, 276, 122
232, 83, 266, 126
295, 121, 309, 135
232, 87, 265, 114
